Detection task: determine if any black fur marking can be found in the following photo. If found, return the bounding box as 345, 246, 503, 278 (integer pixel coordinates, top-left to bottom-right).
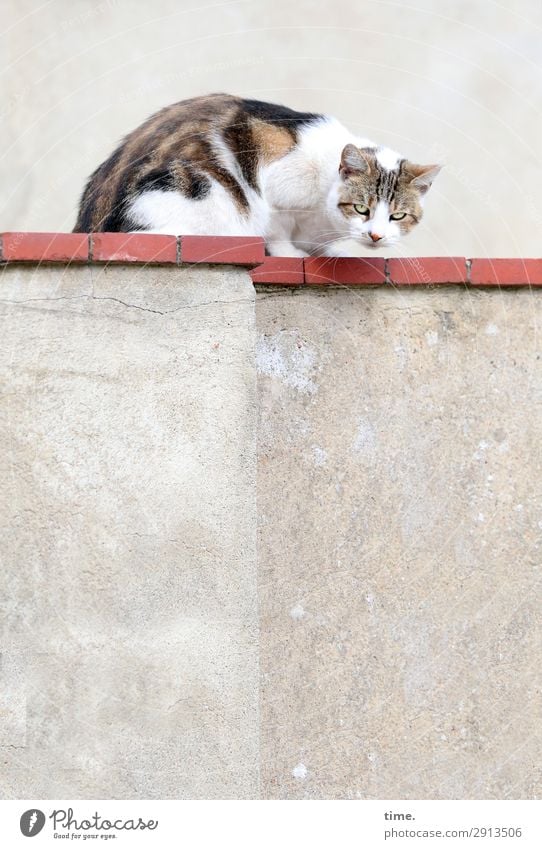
119, 216, 145, 232
99, 199, 128, 232
73, 185, 97, 233
389, 159, 405, 202
223, 110, 259, 191
137, 163, 211, 202
241, 98, 321, 137
375, 168, 382, 197
198, 138, 249, 211
382, 169, 393, 201
375, 161, 403, 203
184, 165, 211, 199
73, 145, 124, 232
136, 167, 176, 192
101, 152, 152, 231
212, 163, 248, 210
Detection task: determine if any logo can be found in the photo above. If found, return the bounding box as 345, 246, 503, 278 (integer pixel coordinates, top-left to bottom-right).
20, 809, 46, 837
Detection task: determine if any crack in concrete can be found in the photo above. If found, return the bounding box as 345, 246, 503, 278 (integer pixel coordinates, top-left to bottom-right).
0, 294, 255, 315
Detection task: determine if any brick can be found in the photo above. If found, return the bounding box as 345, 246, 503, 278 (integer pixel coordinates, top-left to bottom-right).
304, 256, 385, 286
91, 233, 177, 263
388, 257, 467, 285
180, 236, 265, 267
1, 232, 88, 263
469, 258, 542, 287
250, 257, 304, 286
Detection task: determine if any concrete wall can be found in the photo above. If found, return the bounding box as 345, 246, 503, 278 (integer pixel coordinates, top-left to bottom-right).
0, 264, 259, 798
257, 285, 542, 799
2, 0, 542, 257
1, 263, 540, 799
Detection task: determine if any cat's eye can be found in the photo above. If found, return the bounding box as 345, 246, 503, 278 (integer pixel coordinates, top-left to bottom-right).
353, 204, 370, 215
390, 212, 407, 220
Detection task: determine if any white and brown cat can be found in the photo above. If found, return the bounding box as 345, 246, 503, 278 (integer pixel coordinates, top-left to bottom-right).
74, 93, 441, 256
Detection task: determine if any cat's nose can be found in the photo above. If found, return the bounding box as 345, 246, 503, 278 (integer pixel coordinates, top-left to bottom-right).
369, 232, 383, 242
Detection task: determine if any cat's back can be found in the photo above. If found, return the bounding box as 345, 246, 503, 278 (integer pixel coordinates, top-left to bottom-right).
73, 93, 323, 232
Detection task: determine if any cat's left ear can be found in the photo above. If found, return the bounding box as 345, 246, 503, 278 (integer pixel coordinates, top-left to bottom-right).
406, 163, 442, 193
339, 144, 370, 179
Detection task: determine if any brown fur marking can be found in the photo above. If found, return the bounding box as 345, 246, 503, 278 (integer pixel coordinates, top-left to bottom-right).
73, 94, 316, 232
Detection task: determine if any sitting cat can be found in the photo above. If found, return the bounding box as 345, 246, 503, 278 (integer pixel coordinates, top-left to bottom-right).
74, 93, 441, 257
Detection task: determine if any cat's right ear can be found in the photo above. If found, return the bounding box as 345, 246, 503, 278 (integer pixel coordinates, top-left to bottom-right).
339, 144, 370, 179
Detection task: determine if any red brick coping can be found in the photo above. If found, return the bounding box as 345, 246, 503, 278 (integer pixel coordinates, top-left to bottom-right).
1, 233, 541, 287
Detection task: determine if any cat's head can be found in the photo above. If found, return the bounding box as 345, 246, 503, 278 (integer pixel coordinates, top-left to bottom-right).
329, 144, 441, 249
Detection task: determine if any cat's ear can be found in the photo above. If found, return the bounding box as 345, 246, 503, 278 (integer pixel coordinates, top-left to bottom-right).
339, 144, 370, 179
405, 163, 442, 193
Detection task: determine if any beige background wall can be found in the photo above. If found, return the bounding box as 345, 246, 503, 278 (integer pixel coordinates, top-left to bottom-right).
1, 0, 542, 257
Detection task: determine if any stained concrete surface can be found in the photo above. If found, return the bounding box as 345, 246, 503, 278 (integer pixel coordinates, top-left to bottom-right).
0, 264, 258, 798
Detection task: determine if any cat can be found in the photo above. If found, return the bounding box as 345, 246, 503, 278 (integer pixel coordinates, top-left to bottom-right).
73, 93, 441, 257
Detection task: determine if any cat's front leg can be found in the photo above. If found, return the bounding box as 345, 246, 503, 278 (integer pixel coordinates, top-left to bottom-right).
266, 241, 308, 258
266, 211, 308, 257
